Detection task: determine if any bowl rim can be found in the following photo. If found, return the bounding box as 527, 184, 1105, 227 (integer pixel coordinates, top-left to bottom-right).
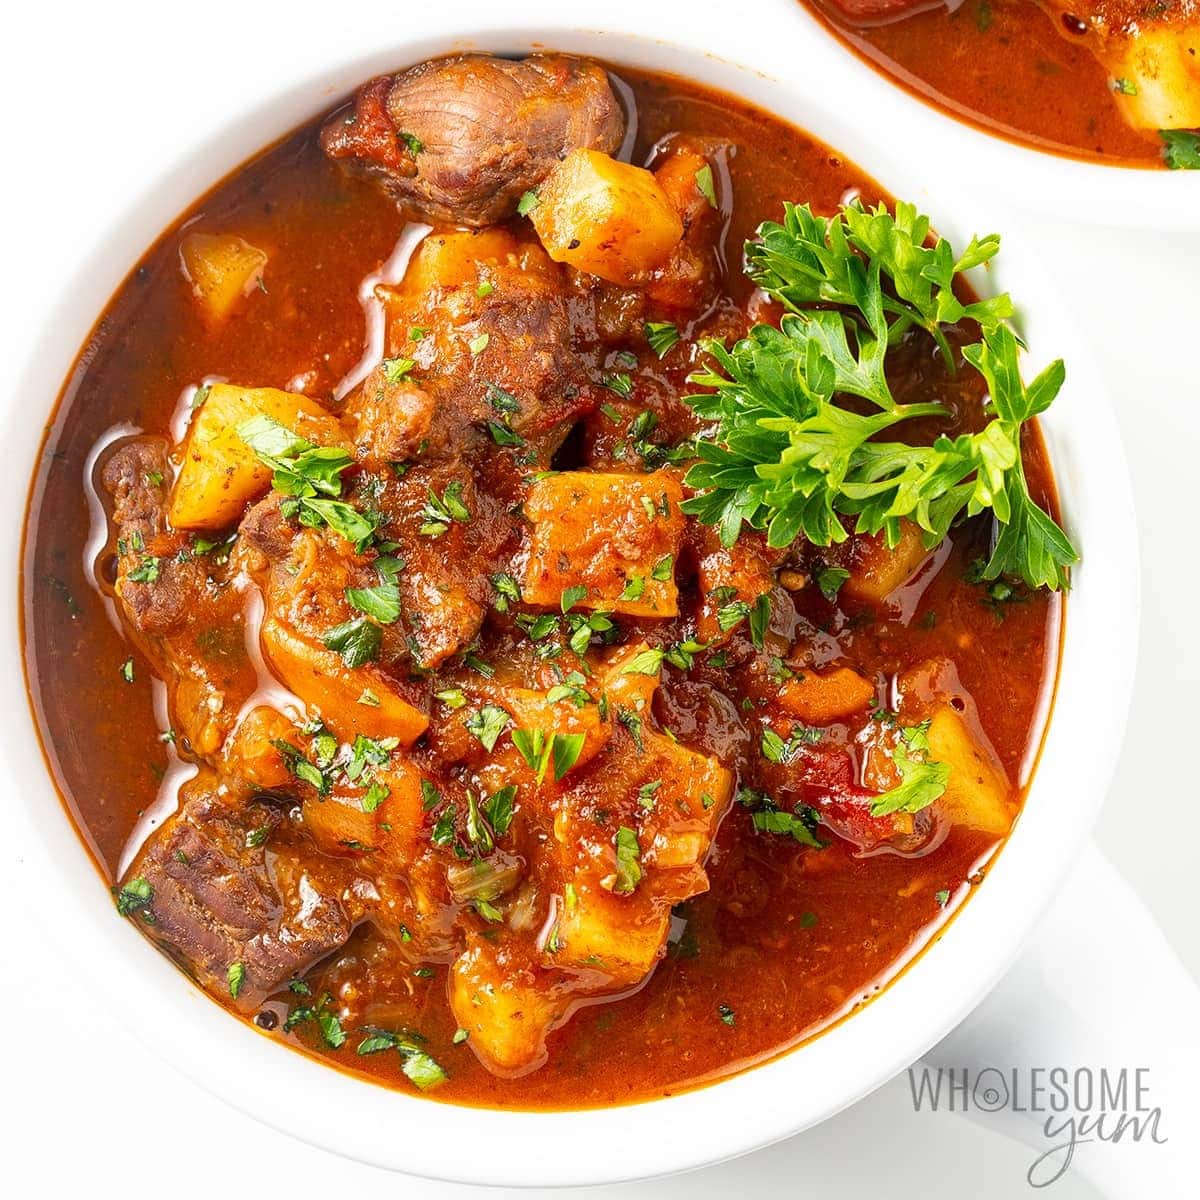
4, 4, 1140, 1186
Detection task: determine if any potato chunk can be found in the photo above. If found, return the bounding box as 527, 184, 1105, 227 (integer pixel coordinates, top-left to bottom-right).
222, 705, 294, 789
893, 657, 1015, 836
169, 384, 345, 530
924, 706, 1014, 836
837, 519, 932, 606
261, 617, 428, 746
529, 149, 683, 285
522, 471, 684, 615
449, 935, 570, 1075
1109, 27, 1200, 130
551, 718, 732, 984
180, 233, 267, 322
397, 227, 528, 296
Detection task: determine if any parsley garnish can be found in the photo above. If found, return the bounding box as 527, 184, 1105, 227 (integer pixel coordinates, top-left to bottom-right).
127, 556, 161, 583
227, 961, 246, 999
511, 729, 585, 782
465, 704, 510, 752
620, 648, 664, 676
815, 565, 850, 602
239, 414, 377, 551
345, 581, 400, 624
561, 585, 588, 612
1161, 130, 1200, 170
739, 787, 825, 847
114, 876, 154, 919
644, 321, 680, 358
870, 722, 951, 817
612, 826, 643, 894
418, 481, 471, 537
398, 130, 424, 156
381, 356, 415, 383
619, 575, 645, 601
322, 615, 382, 668
680, 201, 1078, 591
491, 572, 522, 612
272, 739, 331, 793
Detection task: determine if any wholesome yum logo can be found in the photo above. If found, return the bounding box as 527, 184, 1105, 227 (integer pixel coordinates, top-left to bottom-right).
907, 1066, 1167, 1187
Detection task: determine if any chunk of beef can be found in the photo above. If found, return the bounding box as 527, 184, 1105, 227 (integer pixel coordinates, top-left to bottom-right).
102, 438, 260, 757
123, 779, 358, 1007
370, 462, 518, 668
238, 492, 295, 563
321, 54, 625, 226
102, 439, 209, 636
641, 136, 728, 312
347, 230, 596, 467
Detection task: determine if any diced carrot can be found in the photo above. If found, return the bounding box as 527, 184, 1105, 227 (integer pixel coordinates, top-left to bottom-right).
522, 471, 684, 616
779, 667, 875, 724
261, 617, 428, 746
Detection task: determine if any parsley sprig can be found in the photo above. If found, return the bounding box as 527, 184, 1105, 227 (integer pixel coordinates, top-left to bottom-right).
680, 201, 1079, 590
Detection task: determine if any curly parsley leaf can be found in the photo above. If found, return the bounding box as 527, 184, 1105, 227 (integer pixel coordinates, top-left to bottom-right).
681, 200, 1078, 590
1160, 130, 1200, 170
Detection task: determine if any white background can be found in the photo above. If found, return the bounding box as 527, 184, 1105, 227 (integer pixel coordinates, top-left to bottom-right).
2, 3, 1196, 1197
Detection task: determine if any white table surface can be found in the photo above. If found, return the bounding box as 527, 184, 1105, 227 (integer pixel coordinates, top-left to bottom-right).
2, 4, 1194, 1197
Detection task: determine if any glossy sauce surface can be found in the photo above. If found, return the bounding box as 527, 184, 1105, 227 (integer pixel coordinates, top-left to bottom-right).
24, 65, 1060, 1108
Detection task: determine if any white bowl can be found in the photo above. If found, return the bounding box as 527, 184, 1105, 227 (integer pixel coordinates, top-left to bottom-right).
3, 1, 1138, 1186
779, 0, 1200, 229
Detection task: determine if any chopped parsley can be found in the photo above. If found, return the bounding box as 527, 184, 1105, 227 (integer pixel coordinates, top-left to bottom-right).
464, 704, 510, 752
612, 826, 643, 894
114, 876, 154, 919
345, 581, 401, 625
418, 481, 471, 537
322, 615, 382, 668
870, 721, 951, 817
227, 961, 246, 999
815, 565, 850, 602
644, 321, 680, 358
